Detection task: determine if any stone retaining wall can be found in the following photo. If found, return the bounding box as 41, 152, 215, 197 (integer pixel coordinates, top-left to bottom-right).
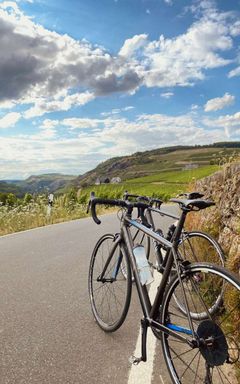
189, 162, 240, 273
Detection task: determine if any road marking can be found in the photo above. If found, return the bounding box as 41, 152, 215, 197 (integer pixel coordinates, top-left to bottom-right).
128, 270, 161, 384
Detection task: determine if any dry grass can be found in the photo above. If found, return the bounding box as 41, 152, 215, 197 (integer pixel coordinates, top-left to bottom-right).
0, 195, 87, 236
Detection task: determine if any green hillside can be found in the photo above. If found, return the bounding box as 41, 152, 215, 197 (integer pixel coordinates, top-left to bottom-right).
74, 143, 240, 188
0, 181, 24, 197
77, 165, 222, 202
126, 165, 219, 184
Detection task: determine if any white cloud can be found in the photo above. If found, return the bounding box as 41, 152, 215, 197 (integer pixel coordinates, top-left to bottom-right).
0, 1, 21, 13
0, 100, 16, 109
40, 119, 59, 130
35, 128, 57, 140
191, 104, 199, 110
1, 110, 233, 178
204, 111, 240, 138
61, 118, 100, 130
228, 66, 240, 78
160, 92, 174, 99
119, 34, 148, 57
24, 92, 95, 119
0, 3, 141, 117
101, 106, 134, 117
0, 112, 21, 128
204, 93, 235, 112
0, 1, 238, 122
141, 16, 233, 88
230, 20, 240, 37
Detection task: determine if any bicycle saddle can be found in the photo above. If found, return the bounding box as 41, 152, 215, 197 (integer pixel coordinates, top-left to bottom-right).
170, 198, 215, 211
179, 192, 204, 199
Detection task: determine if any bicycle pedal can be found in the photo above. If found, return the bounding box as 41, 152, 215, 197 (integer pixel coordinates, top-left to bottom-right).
129, 355, 142, 365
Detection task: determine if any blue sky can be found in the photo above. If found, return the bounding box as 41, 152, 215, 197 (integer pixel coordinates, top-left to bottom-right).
0, 0, 240, 179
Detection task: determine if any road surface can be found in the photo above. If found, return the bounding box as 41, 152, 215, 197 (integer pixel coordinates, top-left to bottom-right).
0, 207, 178, 384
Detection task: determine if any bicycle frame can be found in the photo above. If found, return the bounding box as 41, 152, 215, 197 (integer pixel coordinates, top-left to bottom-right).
144, 206, 224, 269
101, 208, 197, 363
143, 206, 179, 269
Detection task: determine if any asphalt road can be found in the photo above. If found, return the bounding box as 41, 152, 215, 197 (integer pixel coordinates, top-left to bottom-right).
0, 206, 178, 384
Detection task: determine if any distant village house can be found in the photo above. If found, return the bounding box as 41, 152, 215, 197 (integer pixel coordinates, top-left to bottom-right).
183, 163, 199, 170
95, 176, 121, 185
110, 177, 121, 184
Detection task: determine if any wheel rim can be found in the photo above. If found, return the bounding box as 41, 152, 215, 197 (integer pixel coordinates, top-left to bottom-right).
173, 233, 225, 319
161, 265, 240, 384
89, 236, 131, 329
178, 232, 225, 266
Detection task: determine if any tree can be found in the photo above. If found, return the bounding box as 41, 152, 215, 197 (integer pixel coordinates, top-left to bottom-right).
67, 188, 77, 202
0, 193, 8, 205
6, 193, 17, 206
24, 193, 33, 204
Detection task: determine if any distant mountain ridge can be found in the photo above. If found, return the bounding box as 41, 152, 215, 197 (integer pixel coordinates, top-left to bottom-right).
0, 181, 24, 196
1, 142, 240, 195
0, 173, 76, 197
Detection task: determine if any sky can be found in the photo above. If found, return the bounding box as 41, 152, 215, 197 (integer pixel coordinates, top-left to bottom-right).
0, 0, 240, 179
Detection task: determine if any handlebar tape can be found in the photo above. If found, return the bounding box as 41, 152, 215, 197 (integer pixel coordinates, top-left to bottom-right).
89, 193, 149, 225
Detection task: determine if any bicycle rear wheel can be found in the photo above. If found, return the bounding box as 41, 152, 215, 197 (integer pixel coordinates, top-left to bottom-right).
161, 263, 240, 384
174, 232, 225, 319
88, 234, 132, 332
178, 231, 225, 265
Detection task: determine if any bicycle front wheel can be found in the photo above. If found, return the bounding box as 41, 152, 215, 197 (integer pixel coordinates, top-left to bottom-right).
161, 263, 240, 384
88, 234, 132, 332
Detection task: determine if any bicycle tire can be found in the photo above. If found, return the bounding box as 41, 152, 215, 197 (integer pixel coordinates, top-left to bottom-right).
88, 233, 132, 332
173, 231, 225, 319
161, 263, 240, 384
179, 231, 225, 265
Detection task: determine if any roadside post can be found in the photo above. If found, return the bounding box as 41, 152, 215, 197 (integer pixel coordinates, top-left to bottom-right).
47, 193, 54, 216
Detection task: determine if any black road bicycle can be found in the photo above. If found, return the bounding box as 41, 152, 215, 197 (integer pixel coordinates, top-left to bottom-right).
123, 191, 225, 269
88, 194, 240, 384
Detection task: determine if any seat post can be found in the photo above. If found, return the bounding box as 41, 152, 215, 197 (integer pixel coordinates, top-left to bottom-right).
171, 209, 188, 246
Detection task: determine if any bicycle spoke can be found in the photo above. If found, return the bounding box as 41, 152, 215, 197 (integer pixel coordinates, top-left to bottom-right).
89, 234, 131, 331
169, 345, 204, 381
180, 349, 201, 380
219, 303, 239, 327
172, 347, 196, 360
193, 352, 201, 384
161, 264, 240, 384
216, 366, 232, 384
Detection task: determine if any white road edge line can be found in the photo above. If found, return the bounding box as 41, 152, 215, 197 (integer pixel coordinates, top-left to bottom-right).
128, 270, 162, 384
